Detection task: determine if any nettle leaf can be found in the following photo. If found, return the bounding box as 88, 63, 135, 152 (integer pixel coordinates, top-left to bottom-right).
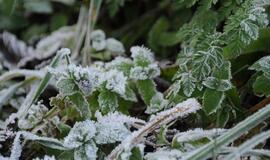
250, 55, 270, 80
98, 89, 118, 114
136, 79, 157, 105
181, 72, 196, 97
147, 92, 168, 114
68, 92, 91, 118
213, 61, 232, 79
203, 77, 232, 91
120, 84, 137, 102
253, 75, 270, 96
56, 77, 77, 96
74, 141, 97, 160
64, 120, 96, 149
203, 88, 225, 115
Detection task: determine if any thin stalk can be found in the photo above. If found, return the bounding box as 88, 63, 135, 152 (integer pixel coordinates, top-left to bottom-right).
184, 104, 270, 160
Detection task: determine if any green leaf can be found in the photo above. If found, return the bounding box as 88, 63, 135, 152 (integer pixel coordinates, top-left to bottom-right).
203, 89, 224, 115
56, 78, 77, 96
136, 79, 157, 105
253, 75, 270, 96
24, 0, 53, 14
68, 92, 91, 119
50, 13, 68, 31
156, 126, 169, 145
1, 0, 17, 15
203, 77, 232, 91
129, 146, 143, 160
98, 90, 118, 114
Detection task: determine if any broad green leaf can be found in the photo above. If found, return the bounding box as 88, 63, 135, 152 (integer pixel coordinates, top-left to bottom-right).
56, 77, 77, 96
203, 77, 232, 91
98, 89, 118, 114
1, 0, 17, 15
24, 0, 53, 14
68, 92, 91, 119
203, 89, 224, 115
253, 75, 270, 96
136, 79, 157, 105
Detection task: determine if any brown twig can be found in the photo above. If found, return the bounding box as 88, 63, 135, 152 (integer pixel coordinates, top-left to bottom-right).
248, 96, 270, 114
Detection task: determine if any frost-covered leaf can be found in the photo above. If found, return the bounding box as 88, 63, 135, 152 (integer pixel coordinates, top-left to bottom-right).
56, 77, 77, 96
74, 140, 97, 160
98, 89, 118, 114
33, 155, 56, 160
203, 77, 232, 91
131, 46, 154, 67
68, 92, 91, 118
250, 55, 270, 80
18, 102, 48, 129
146, 92, 168, 114
172, 128, 226, 151
203, 89, 225, 115
64, 120, 96, 149
181, 72, 196, 97
105, 57, 133, 76
94, 112, 142, 144
145, 149, 182, 160
120, 84, 137, 102
91, 30, 106, 51
106, 38, 125, 54
104, 69, 127, 95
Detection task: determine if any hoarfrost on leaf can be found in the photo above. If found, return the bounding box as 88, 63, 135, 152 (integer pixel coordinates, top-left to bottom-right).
131, 46, 155, 66
64, 120, 96, 148
104, 69, 127, 95
33, 155, 56, 160
146, 92, 168, 114
145, 149, 183, 160
18, 102, 48, 129
202, 77, 232, 91
74, 140, 98, 160
91, 29, 106, 51
106, 38, 125, 54
94, 111, 144, 144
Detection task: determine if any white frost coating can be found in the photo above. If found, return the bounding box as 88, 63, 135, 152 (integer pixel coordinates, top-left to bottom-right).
91, 30, 106, 51
57, 48, 71, 56
10, 132, 23, 160
130, 46, 154, 63
145, 149, 182, 160
64, 120, 96, 148
18, 102, 48, 129
146, 92, 168, 114
95, 111, 145, 144
174, 128, 227, 144
33, 155, 56, 160
107, 98, 201, 160
130, 63, 160, 80
104, 69, 127, 95
106, 38, 125, 54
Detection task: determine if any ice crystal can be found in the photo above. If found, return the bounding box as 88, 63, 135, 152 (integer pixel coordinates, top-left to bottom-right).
74, 140, 98, 160
64, 120, 96, 148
